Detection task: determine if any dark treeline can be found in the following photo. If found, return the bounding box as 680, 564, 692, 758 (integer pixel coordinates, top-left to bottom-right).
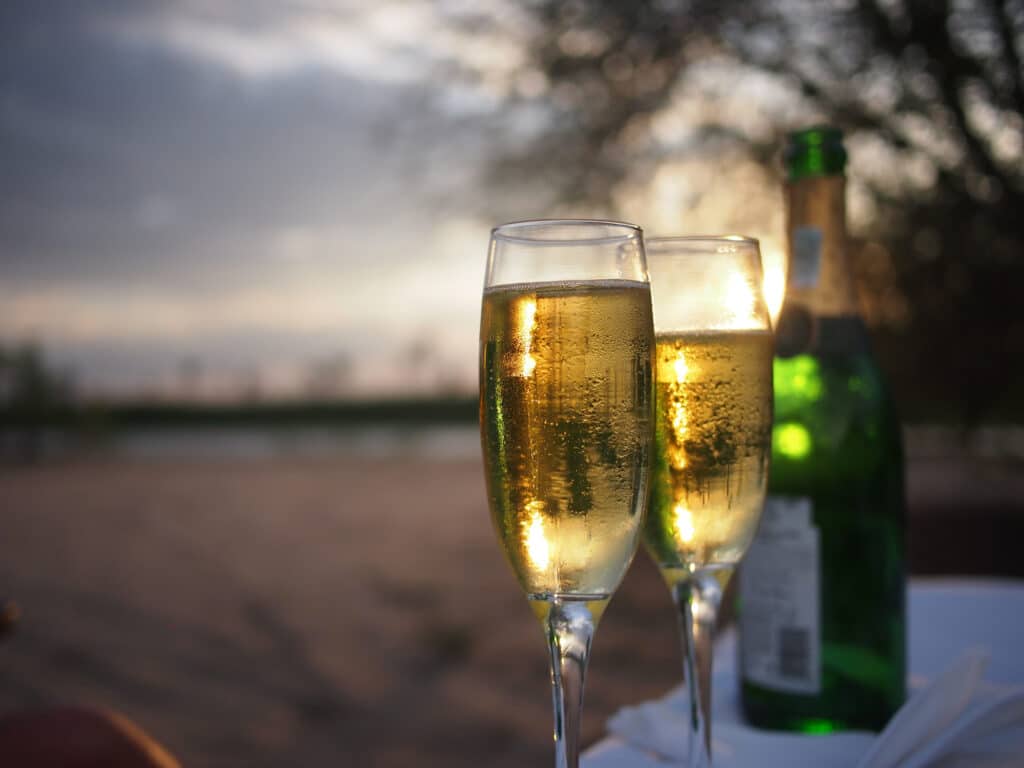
479, 0, 1024, 425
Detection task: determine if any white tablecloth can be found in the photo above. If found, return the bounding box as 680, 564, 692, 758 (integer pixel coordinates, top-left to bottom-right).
584, 578, 1024, 767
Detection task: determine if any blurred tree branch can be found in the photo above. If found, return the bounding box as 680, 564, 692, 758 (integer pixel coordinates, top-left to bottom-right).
484, 0, 1024, 423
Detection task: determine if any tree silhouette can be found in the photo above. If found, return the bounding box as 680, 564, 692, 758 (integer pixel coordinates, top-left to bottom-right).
0, 343, 74, 460
493, 0, 1024, 423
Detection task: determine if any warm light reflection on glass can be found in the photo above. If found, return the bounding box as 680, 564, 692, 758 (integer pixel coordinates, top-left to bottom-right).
673, 502, 695, 544
762, 254, 786, 328
668, 348, 689, 470
725, 270, 756, 327
673, 351, 689, 382
523, 502, 550, 570
519, 298, 537, 377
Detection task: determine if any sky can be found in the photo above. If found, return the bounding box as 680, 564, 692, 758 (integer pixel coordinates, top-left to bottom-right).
0, 1, 521, 399
0, 0, 790, 401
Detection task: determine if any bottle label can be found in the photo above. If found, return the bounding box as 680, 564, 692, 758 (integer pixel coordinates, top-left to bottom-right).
791, 227, 822, 288
739, 495, 821, 694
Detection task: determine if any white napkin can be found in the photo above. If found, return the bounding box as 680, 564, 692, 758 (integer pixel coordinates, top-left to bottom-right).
600, 649, 1024, 768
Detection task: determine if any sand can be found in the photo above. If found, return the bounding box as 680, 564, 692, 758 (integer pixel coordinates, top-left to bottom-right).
0, 457, 681, 767
2, 450, 1020, 767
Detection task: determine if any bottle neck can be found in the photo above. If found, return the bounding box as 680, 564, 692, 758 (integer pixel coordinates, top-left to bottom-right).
784, 174, 858, 318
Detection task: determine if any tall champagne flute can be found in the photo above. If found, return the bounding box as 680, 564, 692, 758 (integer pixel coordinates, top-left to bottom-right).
643, 236, 773, 766
480, 219, 655, 768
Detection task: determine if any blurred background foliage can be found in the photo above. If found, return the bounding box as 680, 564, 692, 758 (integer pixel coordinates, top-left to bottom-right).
474, 0, 1024, 425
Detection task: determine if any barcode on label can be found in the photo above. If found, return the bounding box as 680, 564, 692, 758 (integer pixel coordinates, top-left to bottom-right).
779, 627, 810, 681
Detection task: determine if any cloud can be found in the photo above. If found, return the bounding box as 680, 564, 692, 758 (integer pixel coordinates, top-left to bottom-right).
2, 8, 425, 280
0, 1, 510, 396
109, 4, 441, 84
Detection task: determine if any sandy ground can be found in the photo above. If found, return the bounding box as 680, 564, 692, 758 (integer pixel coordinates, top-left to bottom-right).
0, 457, 682, 768
1, 451, 1021, 767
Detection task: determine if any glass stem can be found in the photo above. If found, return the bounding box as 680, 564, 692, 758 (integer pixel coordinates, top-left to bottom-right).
545, 599, 596, 768
674, 571, 724, 768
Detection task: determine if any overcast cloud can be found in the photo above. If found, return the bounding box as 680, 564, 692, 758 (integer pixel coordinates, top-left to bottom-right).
0, 0, 523, 397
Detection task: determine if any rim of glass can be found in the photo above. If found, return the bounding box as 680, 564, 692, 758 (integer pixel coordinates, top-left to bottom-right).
491, 218, 642, 246
646, 234, 760, 246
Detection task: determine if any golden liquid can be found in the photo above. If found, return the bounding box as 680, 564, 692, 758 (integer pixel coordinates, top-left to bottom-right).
643, 330, 772, 585
480, 280, 654, 603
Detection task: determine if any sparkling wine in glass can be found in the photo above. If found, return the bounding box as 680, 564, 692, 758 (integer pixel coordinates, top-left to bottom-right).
480, 219, 655, 768
642, 236, 773, 766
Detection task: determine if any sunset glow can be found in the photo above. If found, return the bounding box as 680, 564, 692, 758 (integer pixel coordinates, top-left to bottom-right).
2, 2, 796, 402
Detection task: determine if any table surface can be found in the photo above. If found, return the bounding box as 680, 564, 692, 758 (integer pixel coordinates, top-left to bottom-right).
584, 577, 1024, 766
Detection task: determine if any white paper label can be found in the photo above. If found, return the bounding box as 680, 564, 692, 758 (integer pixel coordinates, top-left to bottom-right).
791, 227, 822, 288
739, 496, 821, 694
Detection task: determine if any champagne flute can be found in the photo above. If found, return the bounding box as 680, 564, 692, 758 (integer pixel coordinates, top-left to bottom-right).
642, 236, 773, 766
479, 219, 655, 768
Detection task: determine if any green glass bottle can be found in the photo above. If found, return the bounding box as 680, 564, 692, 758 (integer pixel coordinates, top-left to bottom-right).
737, 127, 906, 732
